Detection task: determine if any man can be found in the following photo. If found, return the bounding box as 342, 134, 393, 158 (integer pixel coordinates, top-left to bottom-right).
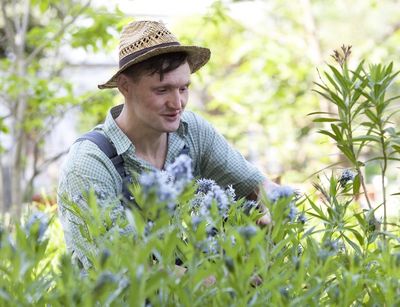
58, 20, 274, 269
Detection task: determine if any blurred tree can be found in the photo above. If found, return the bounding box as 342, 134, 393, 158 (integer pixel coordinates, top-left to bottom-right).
0, 0, 125, 216
175, 0, 400, 185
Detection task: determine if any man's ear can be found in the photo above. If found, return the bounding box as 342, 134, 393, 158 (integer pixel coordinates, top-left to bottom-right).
116, 74, 131, 97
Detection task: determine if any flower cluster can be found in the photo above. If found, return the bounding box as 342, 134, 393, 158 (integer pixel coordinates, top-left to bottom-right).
339, 169, 356, 188
268, 185, 295, 203
191, 179, 235, 219
268, 185, 303, 222
138, 154, 193, 206
188, 179, 240, 255
166, 154, 193, 186
24, 211, 49, 242
318, 239, 345, 261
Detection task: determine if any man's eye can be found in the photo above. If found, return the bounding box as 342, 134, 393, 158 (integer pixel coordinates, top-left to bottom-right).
156, 88, 167, 94
180, 86, 188, 92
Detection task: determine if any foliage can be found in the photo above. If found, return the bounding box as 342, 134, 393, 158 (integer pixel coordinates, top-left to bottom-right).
0, 0, 126, 212
1, 152, 399, 305
173, 0, 400, 184
175, 3, 320, 179
312, 45, 400, 233
1, 1, 400, 305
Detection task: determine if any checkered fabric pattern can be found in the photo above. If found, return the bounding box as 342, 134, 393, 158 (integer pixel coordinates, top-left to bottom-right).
57, 104, 266, 268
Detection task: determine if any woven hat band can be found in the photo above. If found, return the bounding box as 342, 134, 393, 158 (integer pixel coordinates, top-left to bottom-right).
119, 42, 181, 68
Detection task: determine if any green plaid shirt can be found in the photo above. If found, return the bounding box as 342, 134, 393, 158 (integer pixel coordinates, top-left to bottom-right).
58, 104, 265, 268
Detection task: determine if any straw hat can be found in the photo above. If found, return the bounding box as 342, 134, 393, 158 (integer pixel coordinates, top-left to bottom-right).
98, 20, 211, 89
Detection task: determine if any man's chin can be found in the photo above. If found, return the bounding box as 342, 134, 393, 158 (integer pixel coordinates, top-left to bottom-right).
164, 125, 180, 133
162, 119, 181, 132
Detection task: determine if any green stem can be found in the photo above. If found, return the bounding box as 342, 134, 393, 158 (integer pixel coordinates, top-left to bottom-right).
379, 125, 388, 233
345, 95, 372, 210
355, 166, 373, 210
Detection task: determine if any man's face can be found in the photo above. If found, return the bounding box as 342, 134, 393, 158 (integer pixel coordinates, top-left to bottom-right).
125, 62, 191, 134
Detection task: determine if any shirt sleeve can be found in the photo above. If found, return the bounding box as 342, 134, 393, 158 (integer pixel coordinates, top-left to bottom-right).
188, 112, 266, 199
57, 141, 129, 269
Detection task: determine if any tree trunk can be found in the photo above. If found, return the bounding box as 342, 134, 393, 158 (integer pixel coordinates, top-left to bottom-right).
7, 0, 30, 218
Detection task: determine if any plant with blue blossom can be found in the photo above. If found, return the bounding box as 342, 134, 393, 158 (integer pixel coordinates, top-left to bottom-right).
268, 185, 295, 203
339, 169, 356, 188
191, 179, 234, 219
238, 225, 258, 241
297, 212, 307, 224
267, 185, 302, 222
138, 154, 194, 206
24, 210, 50, 242
195, 178, 216, 194
166, 154, 193, 187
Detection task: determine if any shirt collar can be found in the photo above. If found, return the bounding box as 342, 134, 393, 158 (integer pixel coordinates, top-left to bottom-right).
103, 104, 132, 155
102, 104, 189, 156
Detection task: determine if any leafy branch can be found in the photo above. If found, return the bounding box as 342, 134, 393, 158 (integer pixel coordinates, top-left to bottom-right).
311, 45, 400, 234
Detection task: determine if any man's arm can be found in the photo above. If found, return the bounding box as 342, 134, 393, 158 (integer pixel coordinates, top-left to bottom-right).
187, 112, 267, 199
246, 179, 280, 226
57, 141, 126, 269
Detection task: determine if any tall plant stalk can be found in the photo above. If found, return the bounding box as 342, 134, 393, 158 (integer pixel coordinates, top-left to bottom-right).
312, 45, 400, 233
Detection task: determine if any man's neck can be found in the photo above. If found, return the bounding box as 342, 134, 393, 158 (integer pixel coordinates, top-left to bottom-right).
115, 107, 168, 169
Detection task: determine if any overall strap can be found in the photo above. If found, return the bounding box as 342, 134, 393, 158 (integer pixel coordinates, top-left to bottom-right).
75, 132, 191, 206
75, 131, 135, 206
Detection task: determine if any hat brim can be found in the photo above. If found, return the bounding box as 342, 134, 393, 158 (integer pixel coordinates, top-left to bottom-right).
98, 45, 210, 89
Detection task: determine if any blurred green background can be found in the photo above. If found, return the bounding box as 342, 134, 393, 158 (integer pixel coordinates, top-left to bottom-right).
0, 0, 399, 218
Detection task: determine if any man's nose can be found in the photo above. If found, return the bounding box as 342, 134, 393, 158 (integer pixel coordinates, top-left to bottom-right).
168, 90, 183, 109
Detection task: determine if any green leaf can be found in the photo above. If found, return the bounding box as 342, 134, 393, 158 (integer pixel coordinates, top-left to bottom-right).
331, 123, 343, 140
307, 197, 328, 221
352, 135, 381, 143
324, 71, 342, 93
337, 145, 356, 164
343, 234, 362, 255
307, 111, 337, 116
392, 145, 400, 153
329, 65, 350, 91
317, 129, 338, 141
346, 228, 364, 246
313, 118, 340, 123
364, 109, 380, 124
350, 60, 365, 83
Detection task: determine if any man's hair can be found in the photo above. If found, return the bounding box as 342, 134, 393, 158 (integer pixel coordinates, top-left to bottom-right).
121, 52, 188, 82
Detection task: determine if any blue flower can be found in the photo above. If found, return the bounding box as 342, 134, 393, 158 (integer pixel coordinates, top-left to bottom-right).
204, 236, 219, 255
268, 185, 295, 203
287, 203, 298, 221
297, 212, 306, 224
138, 171, 177, 205
166, 154, 193, 185
191, 179, 233, 218
225, 185, 236, 201
238, 225, 258, 240
339, 169, 356, 187
242, 200, 258, 215
156, 182, 178, 203
24, 211, 49, 242
138, 171, 166, 194
318, 239, 342, 261
138, 154, 194, 206
191, 216, 203, 230
196, 178, 216, 194
212, 185, 229, 215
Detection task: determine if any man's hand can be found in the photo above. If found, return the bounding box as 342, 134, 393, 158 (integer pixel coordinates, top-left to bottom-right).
256, 207, 272, 226
247, 179, 279, 227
